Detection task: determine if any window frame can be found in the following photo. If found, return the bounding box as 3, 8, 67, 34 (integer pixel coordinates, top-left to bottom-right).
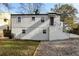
50, 17, 54, 26
4, 19, 8, 22
17, 16, 21, 23
43, 29, 46, 34
22, 29, 26, 34
41, 17, 45, 22
32, 17, 35, 21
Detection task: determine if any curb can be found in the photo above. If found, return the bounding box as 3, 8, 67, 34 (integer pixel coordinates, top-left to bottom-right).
33, 41, 41, 56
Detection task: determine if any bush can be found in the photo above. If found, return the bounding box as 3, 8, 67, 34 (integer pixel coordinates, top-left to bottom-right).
3, 29, 14, 39
69, 25, 79, 35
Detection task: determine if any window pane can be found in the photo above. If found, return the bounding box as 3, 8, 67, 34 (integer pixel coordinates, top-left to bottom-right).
18, 17, 21, 22
50, 17, 54, 25
41, 17, 44, 22
22, 29, 26, 34
32, 17, 35, 21
43, 29, 46, 34
4, 19, 8, 22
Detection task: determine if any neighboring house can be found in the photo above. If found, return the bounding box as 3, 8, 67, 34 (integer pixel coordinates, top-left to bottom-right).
0, 13, 10, 38
0, 13, 10, 28
11, 12, 69, 40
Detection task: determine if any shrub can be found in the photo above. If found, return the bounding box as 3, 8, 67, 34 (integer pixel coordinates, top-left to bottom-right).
3, 29, 14, 39
69, 25, 79, 35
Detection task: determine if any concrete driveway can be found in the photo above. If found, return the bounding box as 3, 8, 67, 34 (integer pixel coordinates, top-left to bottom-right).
34, 38, 79, 56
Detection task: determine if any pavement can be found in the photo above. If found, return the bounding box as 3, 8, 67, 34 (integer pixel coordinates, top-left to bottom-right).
34, 38, 79, 56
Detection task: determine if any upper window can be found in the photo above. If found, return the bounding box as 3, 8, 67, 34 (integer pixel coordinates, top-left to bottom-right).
32, 17, 35, 21
50, 17, 54, 25
18, 17, 21, 22
4, 19, 8, 22
41, 17, 44, 22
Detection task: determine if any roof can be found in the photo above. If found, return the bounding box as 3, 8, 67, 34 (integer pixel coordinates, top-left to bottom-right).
11, 14, 48, 16
11, 13, 61, 16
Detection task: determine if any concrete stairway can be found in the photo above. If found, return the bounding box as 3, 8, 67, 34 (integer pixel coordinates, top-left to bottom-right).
22, 20, 49, 40
16, 18, 48, 39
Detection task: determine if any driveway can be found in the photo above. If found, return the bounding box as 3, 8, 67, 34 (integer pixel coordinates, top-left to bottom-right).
34, 38, 79, 56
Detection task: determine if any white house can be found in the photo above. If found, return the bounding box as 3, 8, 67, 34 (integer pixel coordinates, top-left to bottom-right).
11, 12, 70, 40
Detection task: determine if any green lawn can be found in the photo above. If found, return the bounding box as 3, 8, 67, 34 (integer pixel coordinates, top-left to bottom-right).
0, 39, 40, 56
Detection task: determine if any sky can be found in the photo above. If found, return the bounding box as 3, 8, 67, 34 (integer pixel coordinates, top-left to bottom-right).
0, 3, 79, 17
73, 4, 79, 17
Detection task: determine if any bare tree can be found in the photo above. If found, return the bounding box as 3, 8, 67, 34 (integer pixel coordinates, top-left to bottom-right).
32, 3, 44, 14
1, 3, 25, 13
2, 3, 11, 9
2, 3, 12, 12
20, 3, 44, 14
0, 3, 44, 14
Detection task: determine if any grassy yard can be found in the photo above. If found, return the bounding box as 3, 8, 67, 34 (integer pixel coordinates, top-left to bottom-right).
0, 39, 40, 56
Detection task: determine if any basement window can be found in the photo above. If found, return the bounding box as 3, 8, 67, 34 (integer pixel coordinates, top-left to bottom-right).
32, 17, 35, 21
41, 17, 44, 22
4, 19, 8, 22
43, 29, 46, 34
22, 29, 26, 34
18, 17, 21, 22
